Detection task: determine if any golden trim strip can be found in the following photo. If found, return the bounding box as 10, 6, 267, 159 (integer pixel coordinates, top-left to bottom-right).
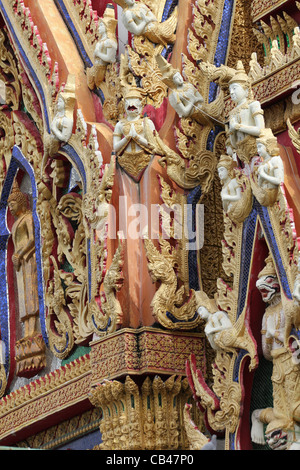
0, 355, 91, 442
251, 0, 291, 22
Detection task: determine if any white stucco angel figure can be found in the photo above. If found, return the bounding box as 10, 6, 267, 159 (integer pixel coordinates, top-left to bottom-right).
155, 54, 204, 119
114, 0, 177, 47
256, 130, 284, 190
197, 305, 233, 351
43, 74, 76, 166
217, 153, 253, 222
87, 5, 118, 89
250, 128, 284, 207
228, 61, 265, 164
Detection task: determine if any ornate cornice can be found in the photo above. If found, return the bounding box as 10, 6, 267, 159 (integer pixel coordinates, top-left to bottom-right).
0, 354, 91, 444
15, 408, 102, 450
0, 328, 206, 445
251, 0, 292, 22
91, 327, 206, 385
224, 57, 300, 116
252, 57, 300, 105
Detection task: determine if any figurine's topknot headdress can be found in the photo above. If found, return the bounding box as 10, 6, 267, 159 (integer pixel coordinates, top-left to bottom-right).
217, 154, 237, 179
57, 74, 76, 120
59, 74, 76, 104
100, 4, 118, 41
7, 179, 28, 208
228, 61, 253, 98
155, 54, 181, 89
257, 128, 280, 157
229, 61, 251, 87
124, 86, 144, 101
258, 254, 277, 279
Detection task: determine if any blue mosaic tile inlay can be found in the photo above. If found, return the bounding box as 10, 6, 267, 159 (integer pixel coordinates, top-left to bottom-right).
237, 206, 258, 318
162, 0, 179, 21
256, 200, 292, 299
209, 0, 235, 103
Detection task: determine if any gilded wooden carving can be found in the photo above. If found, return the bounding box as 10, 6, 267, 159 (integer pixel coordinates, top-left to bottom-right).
90, 374, 202, 450
0, 0, 299, 453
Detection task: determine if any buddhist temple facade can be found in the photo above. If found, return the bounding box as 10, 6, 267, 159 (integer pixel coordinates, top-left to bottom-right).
0, 0, 299, 451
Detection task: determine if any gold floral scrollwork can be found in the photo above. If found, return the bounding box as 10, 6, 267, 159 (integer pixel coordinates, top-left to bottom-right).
50, 114, 119, 345
189, 0, 222, 71
57, 193, 85, 275
45, 256, 74, 359
88, 236, 125, 335
13, 113, 43, 179
80, 128, 122, 337
36, 182, 56, 286
36, 182, 71, 359
0, 28, 21, 110
0, 111, 14, 191
144, 174, 204, 330
265, 188, 299, 289
47, 180, 91, 346
187, 352, 242, 437
100, 63, 124, 126
215, 215, 258, 370
144, 119, 217, 191
126, 42, 168, 108
287, 118, 300, 156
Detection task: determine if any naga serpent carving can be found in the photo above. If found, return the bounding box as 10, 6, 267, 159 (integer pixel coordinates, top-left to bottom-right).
143, 237, 201, 329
